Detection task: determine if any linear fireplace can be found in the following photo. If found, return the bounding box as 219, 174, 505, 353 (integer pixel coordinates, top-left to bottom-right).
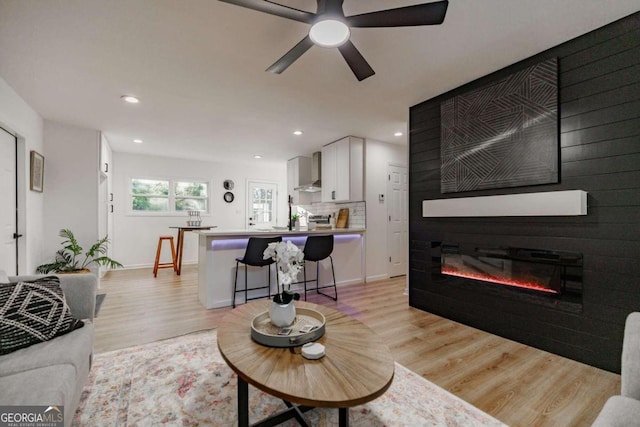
440, 244, 583, 298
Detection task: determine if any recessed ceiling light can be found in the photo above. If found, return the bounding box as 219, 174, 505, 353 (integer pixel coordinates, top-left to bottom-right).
121, 95, 140, 104
394, 132, 403, 137
293, 130, 303, 136
254, 155, 262, 159
309, 19, 350, 48
133, 139, 143, 144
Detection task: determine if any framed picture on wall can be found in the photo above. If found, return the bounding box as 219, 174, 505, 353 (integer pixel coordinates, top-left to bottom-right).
440, 58, 559, 193
30, 150, 44, 192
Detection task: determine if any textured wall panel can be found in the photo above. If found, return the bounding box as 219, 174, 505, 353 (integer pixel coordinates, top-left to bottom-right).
409, 12, 640, 373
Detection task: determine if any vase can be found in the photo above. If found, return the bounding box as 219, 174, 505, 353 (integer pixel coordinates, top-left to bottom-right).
269, 300, 296, 327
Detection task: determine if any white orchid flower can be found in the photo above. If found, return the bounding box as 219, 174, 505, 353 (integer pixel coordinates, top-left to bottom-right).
263, 240, 305, 300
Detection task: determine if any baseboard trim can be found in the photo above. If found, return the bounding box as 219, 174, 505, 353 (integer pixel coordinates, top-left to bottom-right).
366, 274, 390, 283
122, 261, 198, 270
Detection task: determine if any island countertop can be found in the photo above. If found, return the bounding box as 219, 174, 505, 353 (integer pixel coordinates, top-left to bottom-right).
196, 228, 365, 239
196, 228, 366, 309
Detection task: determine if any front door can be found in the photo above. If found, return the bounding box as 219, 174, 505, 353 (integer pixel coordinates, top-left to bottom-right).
0, 127, 18, 274
247, 181, 278, 229
387, 164, 408, 277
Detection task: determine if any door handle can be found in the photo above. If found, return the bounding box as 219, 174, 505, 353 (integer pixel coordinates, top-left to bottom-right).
12, 233, 23, 239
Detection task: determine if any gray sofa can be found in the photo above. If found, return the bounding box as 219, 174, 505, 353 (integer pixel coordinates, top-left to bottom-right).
0, 274, 97, 427
592, 312, 640, 426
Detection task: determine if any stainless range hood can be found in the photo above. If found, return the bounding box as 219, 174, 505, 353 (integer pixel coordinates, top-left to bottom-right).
295, 151, 322, 192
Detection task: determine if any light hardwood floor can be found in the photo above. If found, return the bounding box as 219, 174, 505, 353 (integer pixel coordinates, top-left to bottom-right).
95, 266, 619, 426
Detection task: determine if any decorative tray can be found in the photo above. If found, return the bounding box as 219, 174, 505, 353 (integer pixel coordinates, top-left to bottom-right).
251, 307, 326, 348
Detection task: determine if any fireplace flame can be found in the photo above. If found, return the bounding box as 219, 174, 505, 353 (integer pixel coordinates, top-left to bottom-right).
441, 267, 559, 294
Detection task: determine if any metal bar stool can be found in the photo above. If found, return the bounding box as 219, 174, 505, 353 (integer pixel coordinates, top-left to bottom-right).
233, 236, 282, 308
302, 235, 337, 301
153, 236, 177, 277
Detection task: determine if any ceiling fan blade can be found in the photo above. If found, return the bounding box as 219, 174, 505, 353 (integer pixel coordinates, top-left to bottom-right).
316, 0, 344, 16
266, 36, 314, 74
347, 0, 448, 27
218, 0, 314, 24
337, 40, 375, 81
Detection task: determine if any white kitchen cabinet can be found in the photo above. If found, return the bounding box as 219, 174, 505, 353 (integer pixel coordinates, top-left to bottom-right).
321, 143, 336, 202
321, 136, 363, 203
287, 156, 312, 205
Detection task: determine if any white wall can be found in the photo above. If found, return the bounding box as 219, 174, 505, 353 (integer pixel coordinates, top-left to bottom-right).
113, 152, 287, 268
364, 139, 407, 282
42, 121, 100, 261
0, 75, 44, 274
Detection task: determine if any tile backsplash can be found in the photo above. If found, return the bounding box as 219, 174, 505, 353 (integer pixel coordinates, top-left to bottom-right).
295, 201, 366, 229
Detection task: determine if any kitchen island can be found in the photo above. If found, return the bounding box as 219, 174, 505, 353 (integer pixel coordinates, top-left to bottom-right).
197, 228, 365, 309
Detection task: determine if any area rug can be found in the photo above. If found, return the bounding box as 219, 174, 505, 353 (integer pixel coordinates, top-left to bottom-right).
72, 330, 507, 426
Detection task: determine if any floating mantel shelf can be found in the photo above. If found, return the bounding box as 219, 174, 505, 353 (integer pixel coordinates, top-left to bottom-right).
422, 190, 588, 217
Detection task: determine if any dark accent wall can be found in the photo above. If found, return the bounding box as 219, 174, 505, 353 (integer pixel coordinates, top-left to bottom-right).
409, 12, 640, 373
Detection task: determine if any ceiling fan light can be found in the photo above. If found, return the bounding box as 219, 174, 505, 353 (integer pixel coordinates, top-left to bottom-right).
309, 19, 350, 48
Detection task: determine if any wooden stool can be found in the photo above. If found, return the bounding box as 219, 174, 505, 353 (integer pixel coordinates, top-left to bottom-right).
153, 236, 177, 277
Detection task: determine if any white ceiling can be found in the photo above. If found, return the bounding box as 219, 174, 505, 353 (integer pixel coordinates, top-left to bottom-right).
0, 0, 638, 165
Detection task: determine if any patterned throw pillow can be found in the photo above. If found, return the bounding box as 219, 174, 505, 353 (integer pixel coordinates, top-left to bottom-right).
0, 276, 84, 355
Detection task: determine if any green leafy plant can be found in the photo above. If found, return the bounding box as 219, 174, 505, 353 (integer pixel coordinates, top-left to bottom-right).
36, 229, 123, 273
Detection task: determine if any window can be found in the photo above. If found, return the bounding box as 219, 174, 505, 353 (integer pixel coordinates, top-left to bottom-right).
175, 181, 208, 211
130, 178, 209, 214
131, 179, 169, 211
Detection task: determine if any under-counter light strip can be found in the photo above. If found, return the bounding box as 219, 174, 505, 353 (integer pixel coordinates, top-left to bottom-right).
422, 190, 588, 217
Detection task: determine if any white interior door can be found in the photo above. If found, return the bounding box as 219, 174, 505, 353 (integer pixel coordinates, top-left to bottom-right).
247, 181, 278, 229
0, 128, 17, 275
388, 164, 408, 277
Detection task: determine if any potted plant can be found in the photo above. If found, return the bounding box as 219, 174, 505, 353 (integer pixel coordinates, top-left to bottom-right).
291, 214, 300, 231
263, 240, 303, 327
36, 229, 123, 274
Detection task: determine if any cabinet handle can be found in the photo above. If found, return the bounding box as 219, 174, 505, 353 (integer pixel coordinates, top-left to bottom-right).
109, 193, 113, 202
331, 190, 335, 200
110, 205, 113, 213
104, 163, 109, 173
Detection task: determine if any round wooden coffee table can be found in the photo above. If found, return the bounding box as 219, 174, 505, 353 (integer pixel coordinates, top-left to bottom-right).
217, 300, 395, 427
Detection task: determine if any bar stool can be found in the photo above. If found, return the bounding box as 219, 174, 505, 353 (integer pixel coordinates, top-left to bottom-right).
153, 236, 177, 277
302, 235, 337, 301
233, 236, 282, 308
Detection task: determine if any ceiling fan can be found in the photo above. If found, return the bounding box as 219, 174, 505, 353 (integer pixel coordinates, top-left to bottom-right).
218, 0, 449, 81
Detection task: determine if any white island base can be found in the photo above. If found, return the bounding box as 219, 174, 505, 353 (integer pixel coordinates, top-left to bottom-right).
197, 229, 366, 309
